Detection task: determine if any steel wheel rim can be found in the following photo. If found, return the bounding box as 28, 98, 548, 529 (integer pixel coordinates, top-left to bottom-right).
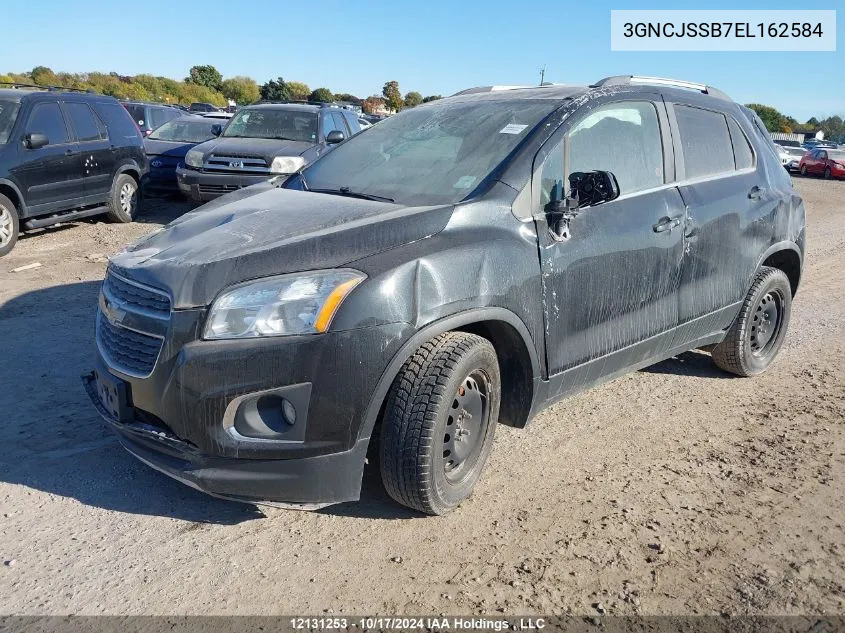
749, 289, 784, 356
442, 369, 491, 484
119, 182, 137, 216
0, 206, 12, 246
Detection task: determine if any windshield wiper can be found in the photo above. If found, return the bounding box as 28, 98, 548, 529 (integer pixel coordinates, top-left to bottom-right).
310, 187, 395, 203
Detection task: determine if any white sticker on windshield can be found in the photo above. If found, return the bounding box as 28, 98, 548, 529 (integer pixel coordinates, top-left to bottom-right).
454, 175, 477, 189
499, 123, 528, 134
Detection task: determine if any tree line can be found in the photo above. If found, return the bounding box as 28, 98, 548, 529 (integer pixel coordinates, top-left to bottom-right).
0, 65, 442, 115
745, 103, 845, 142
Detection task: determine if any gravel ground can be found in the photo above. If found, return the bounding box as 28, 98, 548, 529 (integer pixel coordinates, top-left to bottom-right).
0, 179, 843, 616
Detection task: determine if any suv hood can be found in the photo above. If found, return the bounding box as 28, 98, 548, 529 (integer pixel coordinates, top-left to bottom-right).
193, 136, 314, 161
109, 184, 453, 308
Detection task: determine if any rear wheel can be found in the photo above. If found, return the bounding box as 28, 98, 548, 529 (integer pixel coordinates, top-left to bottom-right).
0, 193, 20, 257
380, 332, 500, 515
711, 266, 791, 377
106, 173, 139, 223
800, 164, 807, 176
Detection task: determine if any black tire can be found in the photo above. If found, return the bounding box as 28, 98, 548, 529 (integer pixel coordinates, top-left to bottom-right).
380, 332, 500, 515
106, 173, 139, 223
0, 192, 20, 258
824, 166, 832, 180
800, 164, 807, 176
711, 266, 791, 377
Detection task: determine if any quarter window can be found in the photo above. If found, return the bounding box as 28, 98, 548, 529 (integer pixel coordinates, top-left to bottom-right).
727, 117, 754, 170
65, 102, 106, 142
26, 102, 69, 145
674, 105, 735, 179
567, 101, 664, 196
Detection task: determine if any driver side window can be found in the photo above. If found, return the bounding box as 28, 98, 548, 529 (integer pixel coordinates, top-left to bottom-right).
567, 101, 664, 196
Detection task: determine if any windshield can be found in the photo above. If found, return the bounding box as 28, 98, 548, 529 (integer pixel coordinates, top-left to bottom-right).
0, 100, 21, 144
222, 108, 317, 142
300, 99, 556, 206
148, 118, 219, 143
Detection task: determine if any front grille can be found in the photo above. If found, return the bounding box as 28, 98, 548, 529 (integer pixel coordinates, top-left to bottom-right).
97, 312, 164, 377
97, 271, 171, 377
204, 154, 269, 173
102, 272, 170, 316
198, 183, 243, 195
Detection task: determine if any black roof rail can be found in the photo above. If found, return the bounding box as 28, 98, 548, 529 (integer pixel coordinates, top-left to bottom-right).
590, 75, 732, 101
0, 81, 96, 94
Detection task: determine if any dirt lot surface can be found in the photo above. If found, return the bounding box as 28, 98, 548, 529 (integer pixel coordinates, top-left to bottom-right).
1, 179, 843, 617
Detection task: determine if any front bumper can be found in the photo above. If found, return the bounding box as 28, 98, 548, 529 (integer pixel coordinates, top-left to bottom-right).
87, 307, 412, 505
83, 371, 369, 505
176, 165, 273, 201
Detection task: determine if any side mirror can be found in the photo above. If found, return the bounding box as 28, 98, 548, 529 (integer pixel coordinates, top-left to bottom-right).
25, 133, 49, 150
211, 124, 222, 137
567, 170, 620, 209
325, 130, 345, 145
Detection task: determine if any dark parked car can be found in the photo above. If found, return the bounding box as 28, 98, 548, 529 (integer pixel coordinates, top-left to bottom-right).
0, 85, 147, 256
798, 148, 845, 179
85, 76, 804, 515
188, 102, 220, 113
175, 103, 360, 201
143, 116, 222, 195
121, 101, 184, 137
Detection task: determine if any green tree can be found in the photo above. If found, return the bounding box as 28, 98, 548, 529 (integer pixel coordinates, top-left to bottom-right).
333, 93, 361, 105
287, 81, 310, 101
186, 65, 223, 91
31, 66, 58, 86
259, 77, 291, 101
221, 76, 260, 104
382, 80, 403, 112
422, 95, 442, 103
805, 117, 820, 127
309, 87, 334, 103
403, 91, 423, 108
745, 103, 790, 133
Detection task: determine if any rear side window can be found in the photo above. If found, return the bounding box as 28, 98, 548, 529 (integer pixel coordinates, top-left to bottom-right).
94, 102, 142, 140
149, 107, 175, 130
567, 101, 664, 195
64, 102, 106, 142
674, 105, 734, 179
123, 104, 146, 127
727, 117, 754, 170
26, 102, 70, 145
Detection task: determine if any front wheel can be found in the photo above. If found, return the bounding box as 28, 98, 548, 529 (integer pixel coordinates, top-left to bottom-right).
0, 193, 20, 257
824, 166, 832, 180
380, 332, 500, 515
106, 173, 139, 223
711, 267, 791, 377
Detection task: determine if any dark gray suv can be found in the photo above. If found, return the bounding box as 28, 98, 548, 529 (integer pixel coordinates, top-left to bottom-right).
85, 76, 804, 515
176, 102, 361, 201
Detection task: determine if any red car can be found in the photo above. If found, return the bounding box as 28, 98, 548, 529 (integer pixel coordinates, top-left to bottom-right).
799, 148, 845, 179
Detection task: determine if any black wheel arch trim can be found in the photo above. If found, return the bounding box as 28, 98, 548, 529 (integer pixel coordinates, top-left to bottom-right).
355, 307, 541, 444
754, 240, 803, 293
0, 178, 27, 216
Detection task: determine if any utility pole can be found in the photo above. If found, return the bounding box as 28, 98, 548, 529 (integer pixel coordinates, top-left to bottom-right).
539, 65, 546, 85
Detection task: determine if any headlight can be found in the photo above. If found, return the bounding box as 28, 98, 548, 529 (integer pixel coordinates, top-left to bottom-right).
204, 270, 365, 340
185, 149, 204, 168
270, 156, 306, 174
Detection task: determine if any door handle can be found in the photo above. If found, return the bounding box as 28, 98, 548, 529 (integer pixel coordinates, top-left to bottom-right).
653, 215, 682, 233
65, 149, 77, 156
748, 186, 765, 200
